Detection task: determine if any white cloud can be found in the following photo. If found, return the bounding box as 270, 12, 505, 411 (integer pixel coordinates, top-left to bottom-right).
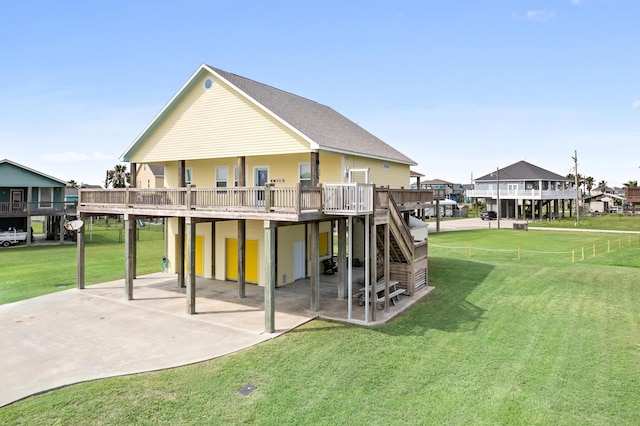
571, 0, 585, 5
632, 100, 640, 109
525, 10, 556, 22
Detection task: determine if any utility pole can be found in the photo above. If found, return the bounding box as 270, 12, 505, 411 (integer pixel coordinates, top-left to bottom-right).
572, 150, 579, 226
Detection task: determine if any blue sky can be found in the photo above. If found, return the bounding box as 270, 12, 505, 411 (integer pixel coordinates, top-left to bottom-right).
1, 0, 639, 187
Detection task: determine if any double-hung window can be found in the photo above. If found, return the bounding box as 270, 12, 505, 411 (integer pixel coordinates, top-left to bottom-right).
216, 166, 228, 187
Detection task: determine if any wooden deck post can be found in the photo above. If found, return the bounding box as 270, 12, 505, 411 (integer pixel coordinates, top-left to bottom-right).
337, 218, 347, 299
310, 221, 320, 312
384, 221, 390, 312
177, 217, 185, 288
124, 215, 135, 301
264, 220, 276, 333
186, 217, 196, 315
130, 163, 137, 279
238, 219, 246, 298
310, 151, 319, 187
76, 214, 85, 289
369, 216, 377, 321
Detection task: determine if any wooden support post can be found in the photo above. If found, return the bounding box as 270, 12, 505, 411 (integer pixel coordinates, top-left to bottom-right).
238, 219, 246, 298
132, 216, 137, 279
130, 163, 137, 277
77, 215, 85, 289
177, 217, 185, 288
310, 151, 319, 187
264, 184, 271, 212
264, 220, 276, 333
186, 217, 196, 315
124, 216, 135, 301
384, 221, 390, 312
369, 216, 377, 321
337, 218, 347, 299
210, 220, 216, 278
310, 221, 320, 312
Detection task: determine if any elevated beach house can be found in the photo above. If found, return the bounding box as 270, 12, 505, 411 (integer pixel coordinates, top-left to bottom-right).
467, 160, 576, 220
0, 159, 73, 245
76, 65, 433, 331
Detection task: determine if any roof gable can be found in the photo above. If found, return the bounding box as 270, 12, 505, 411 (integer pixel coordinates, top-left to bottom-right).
475, 160, 570, 182
0, 159, 67, 187
123, 65, 416, 166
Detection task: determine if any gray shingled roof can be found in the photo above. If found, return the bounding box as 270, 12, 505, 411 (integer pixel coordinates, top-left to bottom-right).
475, 160, 570, 182
148, 164, 164, 176
209, 66, 416, 166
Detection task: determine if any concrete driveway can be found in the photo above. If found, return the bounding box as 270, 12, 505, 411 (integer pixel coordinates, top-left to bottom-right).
0, 273, 314, 407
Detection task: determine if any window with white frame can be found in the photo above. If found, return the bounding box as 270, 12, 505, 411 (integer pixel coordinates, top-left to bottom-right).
299, 163, 311, 187
508, 184, 518, 191
233, 166, 239, 186
216, 166, 228, 187
39, 187, 52, 208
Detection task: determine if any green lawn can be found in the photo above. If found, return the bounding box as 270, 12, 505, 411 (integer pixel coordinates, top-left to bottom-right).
531, 213, 640, 232
1, 229, 639, 425
0, 220, 165, 304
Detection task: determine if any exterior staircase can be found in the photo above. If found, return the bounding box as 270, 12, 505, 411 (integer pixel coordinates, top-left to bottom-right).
376, 195, 428, 295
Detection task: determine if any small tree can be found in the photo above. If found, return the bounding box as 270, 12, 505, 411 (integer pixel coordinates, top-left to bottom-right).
584, 176, 594, 195
105, 164, 130, 188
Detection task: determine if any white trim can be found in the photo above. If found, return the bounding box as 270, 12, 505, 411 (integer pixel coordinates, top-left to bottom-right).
298, 162, 311, 186
38, 187, 53, 209
215, 165, 228, 187
253, 165, 269, 186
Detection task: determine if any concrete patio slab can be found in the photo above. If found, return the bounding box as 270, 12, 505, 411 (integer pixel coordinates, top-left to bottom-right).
0, 269, 434, 407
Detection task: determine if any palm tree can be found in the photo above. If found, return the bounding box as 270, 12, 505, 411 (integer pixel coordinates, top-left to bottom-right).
584, 176, 594, 195
66, 180, 78, 188
598, 180, 607, 193
105, 164, 130, 188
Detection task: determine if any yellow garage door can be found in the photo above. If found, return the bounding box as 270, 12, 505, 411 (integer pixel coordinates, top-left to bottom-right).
179, 235, 204, 276
319, 232, 329, 257
225, 239, 258, 283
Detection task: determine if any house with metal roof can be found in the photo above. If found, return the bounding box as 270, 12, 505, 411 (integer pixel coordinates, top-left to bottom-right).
77, 65, 434, 331
467, 160, 577, 220
0, 159, 74, 246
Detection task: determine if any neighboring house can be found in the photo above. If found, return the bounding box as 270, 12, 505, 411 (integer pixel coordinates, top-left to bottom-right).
0, 159, 72, 245
136, 164, 164, 188
467, 160, 576, 220
418, 179, 466, 202
77, 64, 433, 331
627, 187, 640, 209
584, 193, 626, 214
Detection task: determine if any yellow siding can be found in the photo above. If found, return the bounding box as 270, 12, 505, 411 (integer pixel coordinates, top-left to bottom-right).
166, 219, 211, 278
340, 155, 411, 188
277, 224, 306, 285
135, 164, 164, 188
130, 74, 311, 164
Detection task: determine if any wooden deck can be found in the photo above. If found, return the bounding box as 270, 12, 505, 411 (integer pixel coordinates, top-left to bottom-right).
78, 185, 434, 221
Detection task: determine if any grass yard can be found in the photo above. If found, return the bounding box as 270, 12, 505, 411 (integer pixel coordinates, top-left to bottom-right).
1, 229, 640, 424
532, 213, 640, 232
0, 220, 165, 304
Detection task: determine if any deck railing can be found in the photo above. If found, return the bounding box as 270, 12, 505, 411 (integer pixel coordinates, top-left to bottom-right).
80, 185, 327, 214
323, 183, 374, 215
79, 185, 432, 217
0, 201, 77, 217
467, 188, 579, 200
